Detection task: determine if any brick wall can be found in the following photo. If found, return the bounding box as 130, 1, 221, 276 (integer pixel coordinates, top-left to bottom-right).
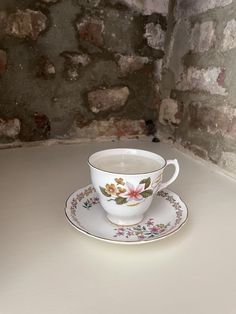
0, 0, 168, 142
159, 0, 236, 174
1, 0, 236, 175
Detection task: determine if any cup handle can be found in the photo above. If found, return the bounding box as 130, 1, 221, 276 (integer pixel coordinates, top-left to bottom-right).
158, 159, 179, 192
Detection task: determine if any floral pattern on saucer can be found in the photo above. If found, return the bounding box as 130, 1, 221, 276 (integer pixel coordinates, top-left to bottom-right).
65, 184, 188, 244
69, 186, 97, 227
114, 218, 171, 240
157, 190, 183, 228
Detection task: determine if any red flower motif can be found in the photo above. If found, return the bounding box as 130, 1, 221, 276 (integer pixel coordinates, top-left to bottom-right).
119, 182, 145, 202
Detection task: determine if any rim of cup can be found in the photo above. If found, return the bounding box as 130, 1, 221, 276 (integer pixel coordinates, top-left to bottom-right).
88, 148, 167, 175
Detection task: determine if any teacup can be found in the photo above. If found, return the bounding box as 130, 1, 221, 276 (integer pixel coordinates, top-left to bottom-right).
88, 148, 179, 226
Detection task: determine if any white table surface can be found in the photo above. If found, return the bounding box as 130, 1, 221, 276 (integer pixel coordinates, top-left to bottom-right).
1, 140, 236, 314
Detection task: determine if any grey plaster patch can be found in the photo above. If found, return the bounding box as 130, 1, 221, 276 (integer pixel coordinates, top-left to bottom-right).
102, 7, 143, 54
111, 0, 169, 16
222, 19, 236, 51
154, 59, 163, 81
166, 19, 191, 83
191, 21, 215, 53
176, 0, 233, 18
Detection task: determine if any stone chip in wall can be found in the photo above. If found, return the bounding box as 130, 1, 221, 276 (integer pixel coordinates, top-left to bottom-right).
61, 51, 91, 66
61, 51, 91, 81
76, 17, 104, 48
0, 118, 20, 139
144, 23, 165, 50
159, 98, 182, 127
37, 56, 56, 79
116, 54, 150, 76
6, 9, 48, 40
88, 86, 130, 113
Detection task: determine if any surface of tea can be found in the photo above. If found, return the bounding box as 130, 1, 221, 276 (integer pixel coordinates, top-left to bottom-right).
93, 154, 162, 174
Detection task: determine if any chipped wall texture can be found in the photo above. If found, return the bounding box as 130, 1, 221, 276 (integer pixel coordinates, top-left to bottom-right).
111, 0, 169, 16
0, 0, 167, 142
159, 0, 236, 174
1, 0, 236, 176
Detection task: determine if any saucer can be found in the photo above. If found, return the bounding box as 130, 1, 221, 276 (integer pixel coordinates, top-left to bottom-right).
65, 184, 188, 244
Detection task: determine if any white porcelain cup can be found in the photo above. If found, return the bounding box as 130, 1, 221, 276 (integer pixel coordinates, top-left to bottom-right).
88, 148, 179, 226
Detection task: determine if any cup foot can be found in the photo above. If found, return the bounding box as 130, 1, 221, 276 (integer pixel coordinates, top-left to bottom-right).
106, 214, 144, 226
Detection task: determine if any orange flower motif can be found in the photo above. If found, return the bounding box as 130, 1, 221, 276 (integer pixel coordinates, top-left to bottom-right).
115, 178, 125, 185
117, 187, 126, 195
105, 184, 117, 196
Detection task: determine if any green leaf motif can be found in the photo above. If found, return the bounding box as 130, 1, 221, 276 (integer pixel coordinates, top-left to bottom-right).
139, 177, 151, 189
100, 187, 111, 197
140, 189, 153, 198
115, 197, 127, 205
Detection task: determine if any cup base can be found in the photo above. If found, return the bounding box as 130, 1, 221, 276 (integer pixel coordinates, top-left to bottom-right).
106, 214, 144, 226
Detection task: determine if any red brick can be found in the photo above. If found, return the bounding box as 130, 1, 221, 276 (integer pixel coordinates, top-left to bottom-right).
6, 9, 48, 40
77, 18, 104, 48
217, 69, 226, 87
177, 67, 227, 96
70, 118, 146, 139
116, 54, 149, 77
0, 49, 7, 77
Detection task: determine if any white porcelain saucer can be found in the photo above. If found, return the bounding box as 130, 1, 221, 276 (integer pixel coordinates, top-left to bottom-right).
65, 184, 188, 244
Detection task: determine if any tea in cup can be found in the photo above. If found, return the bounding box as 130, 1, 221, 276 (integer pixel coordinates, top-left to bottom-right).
88, 148, 179, 226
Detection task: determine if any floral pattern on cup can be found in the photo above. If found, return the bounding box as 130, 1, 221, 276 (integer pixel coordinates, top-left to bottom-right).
114, 218, 171, 240
99, 177, 155, 206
